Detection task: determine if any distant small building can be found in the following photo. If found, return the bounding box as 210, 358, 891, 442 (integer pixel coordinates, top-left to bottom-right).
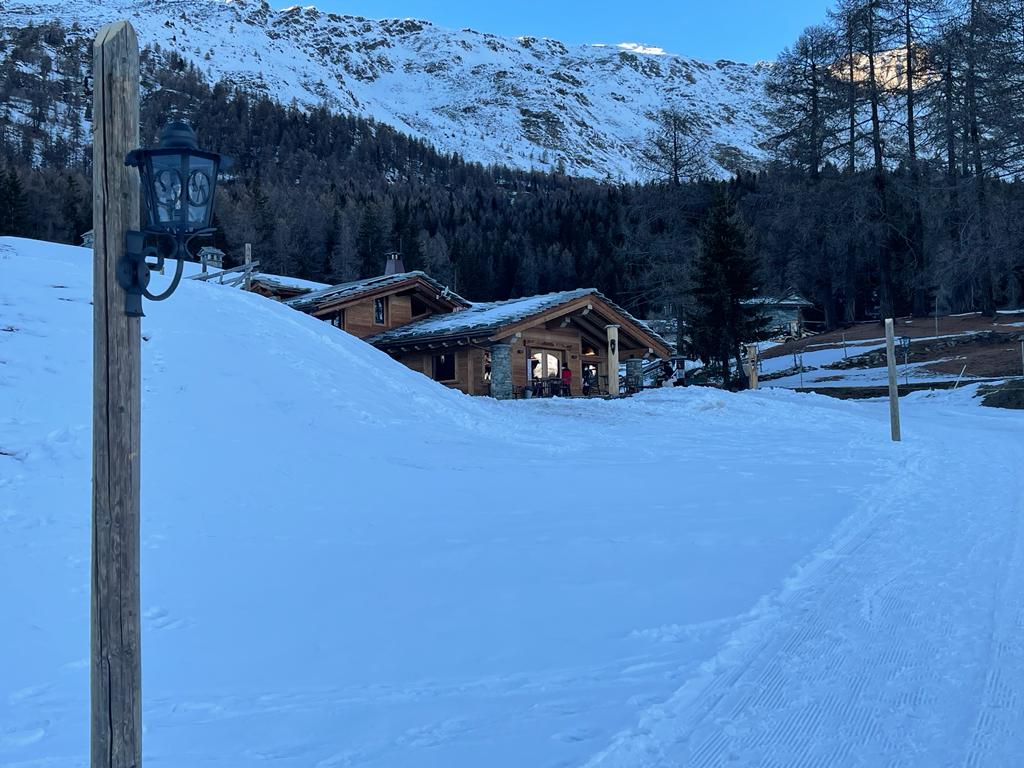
197, 246, 225, 270
743, 293, 814, 336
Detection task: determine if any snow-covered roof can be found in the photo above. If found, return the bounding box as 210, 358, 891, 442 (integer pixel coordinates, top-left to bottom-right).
370, 288, 673, 351
250, 272, 331, 294
286, 271, 469, 312
743, 292, 814, 308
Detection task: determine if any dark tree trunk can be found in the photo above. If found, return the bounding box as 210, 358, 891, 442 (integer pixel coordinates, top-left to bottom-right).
866, 4, 895, 319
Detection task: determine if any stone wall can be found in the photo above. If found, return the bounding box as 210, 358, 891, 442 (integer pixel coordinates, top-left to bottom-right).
490, 343, 513, 400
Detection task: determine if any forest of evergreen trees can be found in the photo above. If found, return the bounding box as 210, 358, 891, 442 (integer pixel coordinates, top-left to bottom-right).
1, 0, 1023, 330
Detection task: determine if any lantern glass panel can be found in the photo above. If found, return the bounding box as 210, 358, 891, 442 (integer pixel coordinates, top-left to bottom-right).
186, 155, 216, 229
150, 153, 186, 228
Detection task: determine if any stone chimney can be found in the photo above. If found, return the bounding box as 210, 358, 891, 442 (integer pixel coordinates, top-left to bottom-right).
384, 252, 406, 276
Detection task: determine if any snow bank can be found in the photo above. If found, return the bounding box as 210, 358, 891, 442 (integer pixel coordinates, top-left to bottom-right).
3, 238, 1024, 767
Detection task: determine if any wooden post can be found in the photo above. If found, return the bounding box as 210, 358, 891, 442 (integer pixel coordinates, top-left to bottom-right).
746, 344, 759, 390
605, 324, 620, 396
243, 242, 252, 291
92, 21, 142, 768
885, 318, 901, 442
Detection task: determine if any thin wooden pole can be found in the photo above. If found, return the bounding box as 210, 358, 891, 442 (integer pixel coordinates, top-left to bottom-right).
244, 242, 252, 291
885, 318, 902, 442
746, 344, 759, 390
92, 20, 142, 768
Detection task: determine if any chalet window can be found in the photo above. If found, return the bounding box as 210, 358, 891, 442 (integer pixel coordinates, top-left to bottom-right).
411, 295, 429, 317
374, 297, 387, 325
529, 349, 562, 380
329, 310, 344, 329
432, 352, 456, 382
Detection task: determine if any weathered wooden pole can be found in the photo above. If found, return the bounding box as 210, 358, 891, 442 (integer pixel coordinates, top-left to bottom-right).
605, 324, 620, 396
92, 20, 142, 768
746, 344, 759, 390
885, 318, 902, 442
243, 242, 253, 291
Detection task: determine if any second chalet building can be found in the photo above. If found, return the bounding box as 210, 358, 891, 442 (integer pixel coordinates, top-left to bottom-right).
272, 255, 673, 398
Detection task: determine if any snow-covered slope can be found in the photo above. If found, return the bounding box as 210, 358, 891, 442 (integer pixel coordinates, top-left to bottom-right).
1, 0, 771, 179
4, 238, 1024, 767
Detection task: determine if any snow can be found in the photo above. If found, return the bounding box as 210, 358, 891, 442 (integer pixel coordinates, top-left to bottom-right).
4, 237, 1024, 767
370, 288, 596, 342
286, 271, 466, 313
371, 288, 670, 348
248, 271, 330, 292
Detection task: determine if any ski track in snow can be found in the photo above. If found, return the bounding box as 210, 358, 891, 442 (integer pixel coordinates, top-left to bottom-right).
3, 238, 1024, 767
584, 407, 1024, 768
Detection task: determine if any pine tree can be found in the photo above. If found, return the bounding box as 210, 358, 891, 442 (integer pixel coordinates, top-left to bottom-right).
684, 193, 770, 389
356, 205, 386, 278
0, 167, 29, 236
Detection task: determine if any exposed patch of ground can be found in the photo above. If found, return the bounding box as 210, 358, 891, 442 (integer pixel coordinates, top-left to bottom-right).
795, 380, 994, 400
765, 314, 1024, 384
978, 380, 1024, 410
762, 312, 1024, 362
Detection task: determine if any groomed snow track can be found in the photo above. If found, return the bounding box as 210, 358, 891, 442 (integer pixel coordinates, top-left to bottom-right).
586, 406, 1024, 768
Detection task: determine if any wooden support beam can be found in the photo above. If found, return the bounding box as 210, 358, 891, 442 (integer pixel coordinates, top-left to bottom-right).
573, 312, 610, 341
92, 20, 142, 768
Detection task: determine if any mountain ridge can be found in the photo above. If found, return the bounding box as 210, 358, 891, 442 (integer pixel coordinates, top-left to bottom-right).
2, 0, 772, 179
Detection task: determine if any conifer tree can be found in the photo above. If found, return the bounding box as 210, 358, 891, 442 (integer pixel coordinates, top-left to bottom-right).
0, 167, 29, 236
685, 193, 770, 389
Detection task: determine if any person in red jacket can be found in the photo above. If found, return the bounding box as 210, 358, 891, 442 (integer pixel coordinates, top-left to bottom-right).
560, 365, 572, 396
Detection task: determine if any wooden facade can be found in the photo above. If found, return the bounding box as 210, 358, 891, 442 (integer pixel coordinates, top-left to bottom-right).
374, 292, 673, 398
285, 272, 470, 339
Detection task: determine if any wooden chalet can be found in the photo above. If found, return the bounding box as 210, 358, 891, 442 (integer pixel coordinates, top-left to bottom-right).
279, 252, 672, 398
285, 269, 470, 340
369, 288, 673, 398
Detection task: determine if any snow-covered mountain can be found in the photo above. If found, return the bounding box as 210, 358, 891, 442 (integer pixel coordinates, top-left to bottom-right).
2, 0, 772, 179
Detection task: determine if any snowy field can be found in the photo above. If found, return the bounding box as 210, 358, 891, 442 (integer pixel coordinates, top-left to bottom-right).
3, 237, 1024, 767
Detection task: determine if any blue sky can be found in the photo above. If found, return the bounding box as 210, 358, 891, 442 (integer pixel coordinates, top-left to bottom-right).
312, 0, 835, 62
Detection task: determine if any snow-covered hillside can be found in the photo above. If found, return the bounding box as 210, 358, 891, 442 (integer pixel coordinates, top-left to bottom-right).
1, 0, 771, 179
3, 237, 1024, 767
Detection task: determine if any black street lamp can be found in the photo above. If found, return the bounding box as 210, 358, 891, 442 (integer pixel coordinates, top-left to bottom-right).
119, 121, 232, 316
